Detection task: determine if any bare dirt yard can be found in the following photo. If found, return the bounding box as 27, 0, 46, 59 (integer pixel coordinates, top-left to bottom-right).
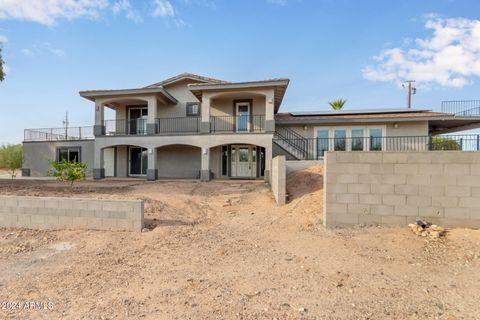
0, 166, 480, 319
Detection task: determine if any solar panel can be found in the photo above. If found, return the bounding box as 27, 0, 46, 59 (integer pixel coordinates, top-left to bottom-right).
289, 108, 431, 116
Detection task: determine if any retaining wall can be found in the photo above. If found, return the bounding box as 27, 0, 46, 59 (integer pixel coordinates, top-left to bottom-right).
324, 151, 480, 228
271, 156, 286, 205
0, 196, 144, 232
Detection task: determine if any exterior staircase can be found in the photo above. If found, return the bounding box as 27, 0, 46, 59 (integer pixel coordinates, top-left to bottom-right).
273, 127, 308, 160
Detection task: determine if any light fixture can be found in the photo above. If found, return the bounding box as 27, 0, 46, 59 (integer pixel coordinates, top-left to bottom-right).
394, 123, 399, 129
303, 125, 308, 130
268, 98, 273, 104
203, 148, 209, 155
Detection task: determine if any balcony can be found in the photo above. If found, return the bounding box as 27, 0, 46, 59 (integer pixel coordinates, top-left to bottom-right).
24, 126, 94, 142
441, 100, 480, 116
210, 115, 265, 133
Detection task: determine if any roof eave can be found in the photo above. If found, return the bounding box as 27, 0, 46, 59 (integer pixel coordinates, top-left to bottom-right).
79, 88, 178, 104
275, 115, 456, 125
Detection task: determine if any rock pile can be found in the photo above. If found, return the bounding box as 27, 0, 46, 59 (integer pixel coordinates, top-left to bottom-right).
408, 220, 446, 239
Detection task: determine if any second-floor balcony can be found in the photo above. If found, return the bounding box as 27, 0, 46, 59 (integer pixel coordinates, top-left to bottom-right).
101, 115, 266, 136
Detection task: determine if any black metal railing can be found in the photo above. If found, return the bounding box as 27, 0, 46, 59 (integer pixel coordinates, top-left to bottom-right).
441, 100, 480, 116
157, 117, 200, 134
104, 119, 148, 135
210, 115, 265, 133
274, 127, 308, 158
273, 135, 480, 160
24, 126, 94, 142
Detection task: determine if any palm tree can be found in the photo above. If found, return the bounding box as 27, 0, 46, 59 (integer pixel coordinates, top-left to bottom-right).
329, 99, 347, 110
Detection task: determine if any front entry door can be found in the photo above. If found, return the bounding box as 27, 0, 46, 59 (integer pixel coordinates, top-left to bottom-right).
231, 145, 257, 178
129, 147, 147, 176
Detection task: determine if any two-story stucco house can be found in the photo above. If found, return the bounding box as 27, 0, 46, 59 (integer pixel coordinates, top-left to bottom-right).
22, 73, 480, 181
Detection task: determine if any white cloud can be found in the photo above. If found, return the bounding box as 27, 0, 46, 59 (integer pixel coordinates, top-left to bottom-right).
0, 0, 109, 26
152, 0, 175, 17
22, 42, 65, 57
0, 34, 7, 43
112, 0, 142, 23
363, 16, 480, 88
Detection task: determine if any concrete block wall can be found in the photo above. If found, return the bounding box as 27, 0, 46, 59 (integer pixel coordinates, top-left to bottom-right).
271, 156, 286, 205
0, 196, 144, 232
324, 151, 480, 228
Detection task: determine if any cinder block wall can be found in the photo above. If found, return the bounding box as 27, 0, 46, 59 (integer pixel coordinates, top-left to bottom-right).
271, 156, 286, 205
0, 196, 144, 232
324, 151, 480, 228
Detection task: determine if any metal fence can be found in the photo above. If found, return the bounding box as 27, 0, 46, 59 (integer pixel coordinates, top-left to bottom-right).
24, 126, 94, 142
273, 135, 480, 160
441, 100, 480, 116
157, 117, 200, 134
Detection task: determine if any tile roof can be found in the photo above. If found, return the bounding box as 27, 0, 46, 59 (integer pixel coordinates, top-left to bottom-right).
145, 72, 227, 88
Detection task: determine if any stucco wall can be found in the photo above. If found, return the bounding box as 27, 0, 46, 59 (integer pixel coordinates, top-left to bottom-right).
324, 151, 480, 228
271, 156, 286, 205
210, 96, 266, 116
280, 121, 429, 139
0, 196, 143, 232
23, 140, 94, 177
157, 145, 202, 179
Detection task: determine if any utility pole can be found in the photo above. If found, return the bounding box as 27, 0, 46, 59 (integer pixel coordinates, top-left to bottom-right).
63, 112, 69, 140
402, 80, 416, 110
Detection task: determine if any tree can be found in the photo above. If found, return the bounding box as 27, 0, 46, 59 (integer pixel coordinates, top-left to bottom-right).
49, 160, 87, 189
1, 144, 23, 180
0, 46, 5, 82
329, 99, 347, 110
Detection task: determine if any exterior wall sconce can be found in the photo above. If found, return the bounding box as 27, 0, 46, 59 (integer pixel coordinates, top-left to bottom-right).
148, 148, 153, 155
268, 98, 273, 104
95, 105, 99, 111
394, 123, 399, 129
303, 125, 308, 130
203, 148, 209, 155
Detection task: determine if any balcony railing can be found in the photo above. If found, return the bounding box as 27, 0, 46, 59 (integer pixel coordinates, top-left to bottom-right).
104, 119, 148, 136
273, 135, 480, 160
24, 126, 94, 142
441, 100, 480, 116
157, 117, 200, 134
210, 115, 265, 133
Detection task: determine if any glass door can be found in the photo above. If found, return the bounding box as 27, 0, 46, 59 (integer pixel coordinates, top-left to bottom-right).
236, 103, 250, 132
128, 107, 148, 135
230, 145, 256, 178
129, 147, 148, 176
316, 129, 329, 159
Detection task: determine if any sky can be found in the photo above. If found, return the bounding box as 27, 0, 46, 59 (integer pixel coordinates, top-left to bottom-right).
1, 0, 480, 143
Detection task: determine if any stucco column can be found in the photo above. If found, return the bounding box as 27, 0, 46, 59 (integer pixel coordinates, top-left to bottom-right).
147, 97, 158, 135
200, 147, 210, 181
200, 96, 211, 134
264, 145, 272, 183
94, 100, 105, 136
93, 144, 105, 180
146, 148, 158, 181
265, 90, 275, 133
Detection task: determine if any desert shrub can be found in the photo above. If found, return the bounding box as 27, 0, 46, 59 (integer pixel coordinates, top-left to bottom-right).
49, 160, 87, 188
430, 137, 462, 151
0, 144, 23, 179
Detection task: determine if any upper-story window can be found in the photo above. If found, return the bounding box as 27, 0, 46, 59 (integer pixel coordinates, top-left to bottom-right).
186, 102, 200, 117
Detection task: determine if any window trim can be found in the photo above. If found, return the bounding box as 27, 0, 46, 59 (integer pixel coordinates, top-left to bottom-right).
313, 125, 386, 158
56, 146, 82, 162
186, 102, 201, 117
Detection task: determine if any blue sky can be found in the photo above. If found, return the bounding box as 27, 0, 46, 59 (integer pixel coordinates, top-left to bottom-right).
1, 0, 480, 143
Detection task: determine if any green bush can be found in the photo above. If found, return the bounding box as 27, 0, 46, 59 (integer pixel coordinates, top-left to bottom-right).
430, 137, 462, 151
0, 144, 23, 179
49, 160, 87, 189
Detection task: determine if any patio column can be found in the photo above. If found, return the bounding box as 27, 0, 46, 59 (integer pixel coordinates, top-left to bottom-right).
200, 147, 210, 181
200, 96, 211, 134
147, 96, 158, 135
146, 148, 157, 181
265, 90, 275, 133
94, 100, 105, 136
93, 145, 105, 180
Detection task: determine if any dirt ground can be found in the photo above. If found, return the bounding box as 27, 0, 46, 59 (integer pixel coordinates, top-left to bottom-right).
0, 166, 479, 319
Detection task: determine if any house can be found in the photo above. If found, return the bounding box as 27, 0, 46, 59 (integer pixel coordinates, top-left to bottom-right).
22, 73, 480, 180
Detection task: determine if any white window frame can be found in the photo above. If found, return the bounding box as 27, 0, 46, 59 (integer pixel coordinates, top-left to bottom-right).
313, 125, 386, 158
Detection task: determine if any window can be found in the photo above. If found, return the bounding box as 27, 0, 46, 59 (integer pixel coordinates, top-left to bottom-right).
369, 128, 383, 151
351, 128, 365, 151
57, 147, 81, 162
333, 129, 347, 151
186, 103, 200, 117
316, 129, 329, 158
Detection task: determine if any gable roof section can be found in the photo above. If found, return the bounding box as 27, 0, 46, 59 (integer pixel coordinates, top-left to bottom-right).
79, 87, 178, 104
188, 78, 290, 112
145, 72, 227, 88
